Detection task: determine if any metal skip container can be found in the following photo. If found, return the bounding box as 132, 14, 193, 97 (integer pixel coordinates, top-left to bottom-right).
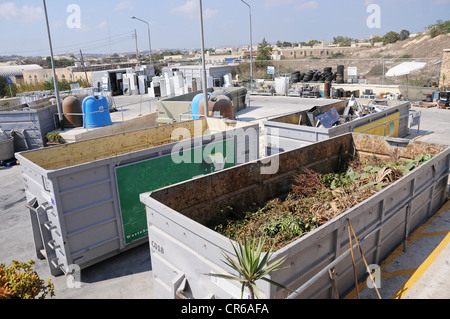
264, 100, 416, 155
140, 133, 450, 299
0, 99, 58, 151
15, 118, 260, 275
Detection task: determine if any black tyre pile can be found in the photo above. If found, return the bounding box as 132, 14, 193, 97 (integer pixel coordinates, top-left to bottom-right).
335, 65, 345, 84
291, 71, 304, 83
291, 65, 344, 84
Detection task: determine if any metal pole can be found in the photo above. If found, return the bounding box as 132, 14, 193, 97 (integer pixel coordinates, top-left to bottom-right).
42, 0, 64, 130
79, 50, 90, 87
241, 0, 253, 84
199, 0, 209, 117
134, 29, 139, 66
147, 23, 153, 65
131, 17, 153, 65
406, 74, 409, 101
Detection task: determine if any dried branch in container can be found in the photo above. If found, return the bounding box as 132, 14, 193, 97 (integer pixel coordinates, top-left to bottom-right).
291, 168, 325, 199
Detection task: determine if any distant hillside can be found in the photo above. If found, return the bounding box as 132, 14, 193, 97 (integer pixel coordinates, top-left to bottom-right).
349, 33, 450, 59
294, 29, 449, 86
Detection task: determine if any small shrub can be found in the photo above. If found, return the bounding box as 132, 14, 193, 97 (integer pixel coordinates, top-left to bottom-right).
0, 260, 55, 299
46, 131, 64, 143
428, 20, 450, 38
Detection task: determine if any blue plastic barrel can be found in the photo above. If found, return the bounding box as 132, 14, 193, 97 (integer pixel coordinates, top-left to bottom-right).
82, 95, 112, 128
191, 93, 212, 120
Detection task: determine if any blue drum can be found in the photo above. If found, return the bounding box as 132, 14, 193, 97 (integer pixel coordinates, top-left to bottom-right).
191, 93, 212, 120
82, 95, 112, 128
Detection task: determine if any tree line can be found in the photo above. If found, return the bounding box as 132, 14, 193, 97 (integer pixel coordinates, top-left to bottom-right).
274, 19, 449, 49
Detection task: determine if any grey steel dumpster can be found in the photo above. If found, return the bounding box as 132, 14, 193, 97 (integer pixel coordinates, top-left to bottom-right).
265, 101, 414, 155
0, 99, 58, 152
140, 133, 450, 299
16, 118, 259, 276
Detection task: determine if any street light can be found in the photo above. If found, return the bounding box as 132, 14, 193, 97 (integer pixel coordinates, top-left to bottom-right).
42, 0, 64, 130
240, 0, 253, 84
131, 16, 153, 65
198, 0, 209, 117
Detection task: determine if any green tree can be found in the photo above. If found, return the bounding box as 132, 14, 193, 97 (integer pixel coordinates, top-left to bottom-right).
0, 76, 17, 98
370, 36, 383, 46
42, 80, 77, 92
276, 41, 292, 47
382, 31, 400, 45
428, 20, 450, 38
399, 29, 410, 41
150, 53, 163, 62
333, 36, 354, 47
306, 40, 320, 47
45, 56, 52, 68
256, 38, 273, 61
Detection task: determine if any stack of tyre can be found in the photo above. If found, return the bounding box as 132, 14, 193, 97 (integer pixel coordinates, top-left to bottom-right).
291, 71, 304, 83
323, 67, 336, 82
291, 66, 340, 84
336, 65, 345, 84
311, 70, 322, 82
302, 70, 315, 83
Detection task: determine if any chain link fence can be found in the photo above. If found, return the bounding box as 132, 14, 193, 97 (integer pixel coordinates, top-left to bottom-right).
231, 57, 442, 87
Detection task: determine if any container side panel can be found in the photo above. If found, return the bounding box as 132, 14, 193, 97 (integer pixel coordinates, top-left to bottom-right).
64, 201, 115, 234
67, 219, 119, 254
57, 165, 110, 191
60, 180, 113, 214
116, 139, 236, 244
143, 134, 449, 299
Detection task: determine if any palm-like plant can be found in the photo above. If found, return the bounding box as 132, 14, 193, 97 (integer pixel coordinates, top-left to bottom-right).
206, 237, 289, 299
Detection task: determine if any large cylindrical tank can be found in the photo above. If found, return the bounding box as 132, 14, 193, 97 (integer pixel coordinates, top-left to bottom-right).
82, 95, 112, 128
199, 95, 234, 120
192, 93, 213, 119
62, 96, 84, 128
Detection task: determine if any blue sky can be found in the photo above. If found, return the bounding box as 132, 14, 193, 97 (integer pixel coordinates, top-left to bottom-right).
0, 0, 449, 57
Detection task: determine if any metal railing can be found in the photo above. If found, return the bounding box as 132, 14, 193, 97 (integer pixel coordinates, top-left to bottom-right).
234, 57, 441, 87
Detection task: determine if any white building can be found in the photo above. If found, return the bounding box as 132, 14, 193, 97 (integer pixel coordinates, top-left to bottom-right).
0, 64, 43, 84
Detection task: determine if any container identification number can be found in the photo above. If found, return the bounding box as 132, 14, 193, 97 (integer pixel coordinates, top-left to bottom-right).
151, 241, 165, 254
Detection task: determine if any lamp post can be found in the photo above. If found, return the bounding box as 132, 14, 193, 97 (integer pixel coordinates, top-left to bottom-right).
42, 0, 64, 130
240, 0, 253, 84
131, 16, 153, 65
198, 0, 209, 117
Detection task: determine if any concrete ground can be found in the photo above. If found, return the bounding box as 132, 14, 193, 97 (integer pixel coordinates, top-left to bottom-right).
236, 95, 337, 121
345, 200, 450, 299
0, 94, 449, 299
